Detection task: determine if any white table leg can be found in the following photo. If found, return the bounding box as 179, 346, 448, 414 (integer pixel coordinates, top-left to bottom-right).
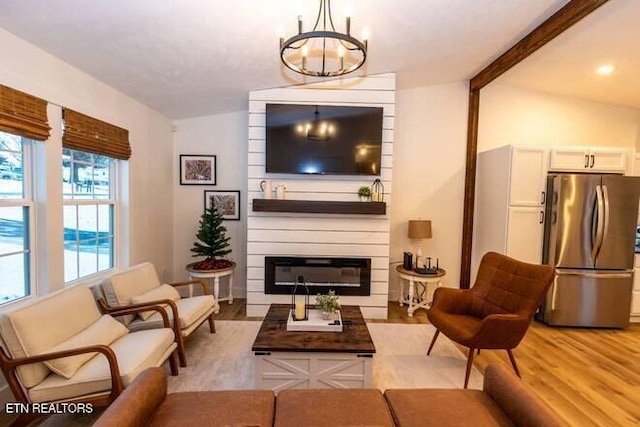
408, 278, 415, 317
399, 279, 405, 306
228, 272, 234, 304
213, 276, 221, 313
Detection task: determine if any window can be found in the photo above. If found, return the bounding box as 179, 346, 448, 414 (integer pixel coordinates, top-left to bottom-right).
63, 148, 116, 283
0, 131, 33, 304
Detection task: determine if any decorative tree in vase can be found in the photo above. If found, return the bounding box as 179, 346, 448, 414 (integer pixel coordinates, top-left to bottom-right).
189, 205, 233, 271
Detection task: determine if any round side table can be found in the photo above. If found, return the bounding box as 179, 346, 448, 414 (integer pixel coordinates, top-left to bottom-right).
395, 265, 446, 317
186, 261, 236, 314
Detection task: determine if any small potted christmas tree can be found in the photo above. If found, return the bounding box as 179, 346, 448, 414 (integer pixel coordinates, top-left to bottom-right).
187, 204, 233, 271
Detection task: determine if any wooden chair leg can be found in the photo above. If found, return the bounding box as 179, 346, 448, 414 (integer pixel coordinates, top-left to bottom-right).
506, 349, 521, 377
464, 347, 476, 389
169, 350, 179, 376
427, 330, 440, 355
476, 349, 481, 355
208, 314, 216, 333
176, 334, 187, 368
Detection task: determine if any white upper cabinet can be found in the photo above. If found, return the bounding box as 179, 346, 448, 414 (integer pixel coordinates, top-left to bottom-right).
509, 146, 549, 206
549, 147, 628, 173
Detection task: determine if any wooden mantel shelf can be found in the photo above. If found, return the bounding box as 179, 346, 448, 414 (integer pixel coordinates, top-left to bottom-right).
252, 199, 386, 215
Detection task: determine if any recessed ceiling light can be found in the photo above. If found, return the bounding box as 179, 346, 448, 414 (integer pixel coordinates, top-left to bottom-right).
596, 64, 616, 75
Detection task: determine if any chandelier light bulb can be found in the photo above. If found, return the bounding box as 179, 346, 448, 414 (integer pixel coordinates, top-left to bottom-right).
301, 45, 309, 57
338, 45, 346, 58
362, 27, 370, 41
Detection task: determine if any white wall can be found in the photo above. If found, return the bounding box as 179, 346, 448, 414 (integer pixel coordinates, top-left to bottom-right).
0, 28, 173, 403
172, 112, 249, 295
479, 84, 640, 152
389, 82, 470, 300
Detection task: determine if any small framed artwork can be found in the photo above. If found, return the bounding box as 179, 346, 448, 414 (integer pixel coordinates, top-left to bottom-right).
204, 190, 241, 221
180, 155, 217, 185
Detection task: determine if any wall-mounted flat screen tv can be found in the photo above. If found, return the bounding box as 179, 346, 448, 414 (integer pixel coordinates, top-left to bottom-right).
265, 103, 383, 175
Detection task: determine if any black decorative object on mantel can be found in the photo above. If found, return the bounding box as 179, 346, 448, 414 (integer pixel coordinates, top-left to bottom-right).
371, 178, 384, 202
291, 276, 309, 321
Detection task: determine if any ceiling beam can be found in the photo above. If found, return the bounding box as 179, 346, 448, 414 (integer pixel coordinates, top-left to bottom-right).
459, 0, 610, 288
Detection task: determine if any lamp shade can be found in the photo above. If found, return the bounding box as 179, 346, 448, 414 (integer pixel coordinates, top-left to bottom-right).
408, 220, 432, 239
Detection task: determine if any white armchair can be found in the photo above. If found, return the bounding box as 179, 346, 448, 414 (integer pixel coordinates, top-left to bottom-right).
0, 284, 178, 425
99, 262, 216, 367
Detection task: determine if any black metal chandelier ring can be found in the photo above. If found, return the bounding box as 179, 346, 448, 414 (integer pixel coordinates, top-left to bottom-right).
280, 31, 367, 77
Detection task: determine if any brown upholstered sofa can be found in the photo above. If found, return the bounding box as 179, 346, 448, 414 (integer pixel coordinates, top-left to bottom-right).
94, 363, 562, 427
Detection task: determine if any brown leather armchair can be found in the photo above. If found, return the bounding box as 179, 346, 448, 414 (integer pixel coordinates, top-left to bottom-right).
427, 251, 556, 388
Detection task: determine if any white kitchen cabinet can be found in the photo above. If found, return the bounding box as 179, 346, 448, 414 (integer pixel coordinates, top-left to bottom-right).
509, 146, 549, 206
473, 145, 547, 271
633, 265, 640, 317
505, 207, 545, 264
549, 147, 627, 173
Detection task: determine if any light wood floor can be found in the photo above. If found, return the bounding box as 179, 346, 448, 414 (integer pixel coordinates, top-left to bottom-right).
219, 299, 640, 426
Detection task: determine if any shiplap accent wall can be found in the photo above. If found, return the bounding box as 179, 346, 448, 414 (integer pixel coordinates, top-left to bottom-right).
246, 73, 396, 318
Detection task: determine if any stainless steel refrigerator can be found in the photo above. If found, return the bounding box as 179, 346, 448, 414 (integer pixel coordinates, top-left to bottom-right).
540, 173, 640, 328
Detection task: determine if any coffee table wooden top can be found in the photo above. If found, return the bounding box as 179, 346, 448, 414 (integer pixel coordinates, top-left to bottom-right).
251, 304, 375, 354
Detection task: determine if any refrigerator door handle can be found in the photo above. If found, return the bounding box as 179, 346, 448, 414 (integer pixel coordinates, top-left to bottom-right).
602, 184, 610, 248
556, 269, 633, 278
592, 185, 605, 262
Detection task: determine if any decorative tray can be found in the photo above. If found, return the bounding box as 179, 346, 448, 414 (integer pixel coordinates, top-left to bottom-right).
286, 309, 343, 332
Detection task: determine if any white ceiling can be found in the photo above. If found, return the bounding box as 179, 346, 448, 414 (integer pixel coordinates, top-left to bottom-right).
496, 0, 640, 111
0, 0, 573, 119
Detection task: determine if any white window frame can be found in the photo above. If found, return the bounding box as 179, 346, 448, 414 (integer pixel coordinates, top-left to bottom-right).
0, 136, 36, 305
63, 149, 118, 285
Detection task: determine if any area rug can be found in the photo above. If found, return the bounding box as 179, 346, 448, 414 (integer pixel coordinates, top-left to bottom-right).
167, 320, 483, 392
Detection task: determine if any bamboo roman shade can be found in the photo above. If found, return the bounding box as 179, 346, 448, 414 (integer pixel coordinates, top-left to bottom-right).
0, 84, 51, 140
63, 109, 131, 160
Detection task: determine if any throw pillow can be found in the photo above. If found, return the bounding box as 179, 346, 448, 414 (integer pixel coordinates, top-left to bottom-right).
43, 315, 128, 379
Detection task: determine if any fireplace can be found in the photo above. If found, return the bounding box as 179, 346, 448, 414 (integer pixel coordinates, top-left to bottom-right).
265, 256, 371, 296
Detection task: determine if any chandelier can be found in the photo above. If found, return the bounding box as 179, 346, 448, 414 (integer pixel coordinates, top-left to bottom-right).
279, 0, 368, 77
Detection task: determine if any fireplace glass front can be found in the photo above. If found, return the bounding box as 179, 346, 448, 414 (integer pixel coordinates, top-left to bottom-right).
264, 256, 371, 296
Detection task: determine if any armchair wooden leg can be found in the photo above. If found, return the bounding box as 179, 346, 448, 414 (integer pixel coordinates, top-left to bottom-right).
208, 314, 216, 333
464, 347, 476, 389
427, 330, 440, 355
506, 349, 521, 378
177, 334, 187, 368
169, 351, 179, 376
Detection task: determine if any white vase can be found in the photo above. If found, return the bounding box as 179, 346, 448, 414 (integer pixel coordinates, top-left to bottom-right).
322, 311, 336, 320
359, 195, 370, 202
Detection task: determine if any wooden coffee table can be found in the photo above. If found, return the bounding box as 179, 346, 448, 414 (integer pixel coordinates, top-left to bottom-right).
252, 304, 375, 392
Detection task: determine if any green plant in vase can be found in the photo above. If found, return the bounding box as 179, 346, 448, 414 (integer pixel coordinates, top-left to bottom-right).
190, 204, 233, 270
357, 186, 371, 202
315, 291, 341, 319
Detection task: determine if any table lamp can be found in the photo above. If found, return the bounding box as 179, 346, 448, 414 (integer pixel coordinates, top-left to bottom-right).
408, 220, 432, 269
